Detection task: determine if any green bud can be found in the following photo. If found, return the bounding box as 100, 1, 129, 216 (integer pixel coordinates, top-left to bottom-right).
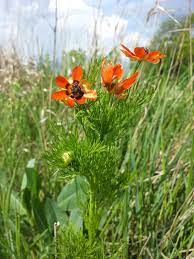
62, 151, 73, 166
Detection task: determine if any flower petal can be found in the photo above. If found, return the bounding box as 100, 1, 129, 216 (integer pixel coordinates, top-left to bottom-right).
146, 51, 166, 63
55, 76, 69, 88
76, 97, 86, 105
118, 72, 139, 90
84, 90, 97, 100
146, 58, 161, 64
80, 79, 91, 90
134, 47, 148, 59
72, 66, 83, 81
147, 51, 166, 59
101, 60, 114, 84
63, 97, 75, 107
120, 44, 136, 58
113, 64, 123, 79
52, 90, 68, 100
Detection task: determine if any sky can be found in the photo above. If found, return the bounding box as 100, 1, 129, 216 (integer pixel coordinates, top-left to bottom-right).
0, 0, 192, 59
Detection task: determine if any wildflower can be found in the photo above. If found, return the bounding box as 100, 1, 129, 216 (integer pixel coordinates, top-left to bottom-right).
52, 66, 97, 107
101, 59, 139, 98
120, 44, 166, 64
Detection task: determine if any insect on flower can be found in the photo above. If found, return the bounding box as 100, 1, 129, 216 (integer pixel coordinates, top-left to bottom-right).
101, 59, 139, 99
120, 44, 166, 64
52, 66, 97, 107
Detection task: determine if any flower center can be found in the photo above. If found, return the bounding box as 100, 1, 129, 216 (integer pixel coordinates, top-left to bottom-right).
71, 81, 84, 99
144, 48, 149, 55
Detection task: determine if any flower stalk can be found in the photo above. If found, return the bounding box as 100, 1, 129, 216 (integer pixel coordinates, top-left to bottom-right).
88, 188, 97, 246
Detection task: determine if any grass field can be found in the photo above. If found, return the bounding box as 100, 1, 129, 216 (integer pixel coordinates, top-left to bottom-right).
0, 11, 194, 259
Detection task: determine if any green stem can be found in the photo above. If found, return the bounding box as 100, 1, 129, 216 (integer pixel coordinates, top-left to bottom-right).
123, 188, 130, 258
128, 61, 142, 77
88, 189, 97, 246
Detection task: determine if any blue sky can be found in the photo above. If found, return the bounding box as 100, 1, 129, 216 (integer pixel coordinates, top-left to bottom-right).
0, 0, 192, 59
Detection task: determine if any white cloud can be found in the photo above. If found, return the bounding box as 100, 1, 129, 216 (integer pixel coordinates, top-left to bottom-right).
0, 0, 39, 53
122, 32, 150, 48
48, 0, 129, 52
0, 0, 177, 59
49, 0, 89, 11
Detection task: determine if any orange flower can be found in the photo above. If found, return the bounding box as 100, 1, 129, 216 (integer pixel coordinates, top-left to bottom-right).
101, 59, 139, 98
120, 44, 166, 64
52, 66, 97, 107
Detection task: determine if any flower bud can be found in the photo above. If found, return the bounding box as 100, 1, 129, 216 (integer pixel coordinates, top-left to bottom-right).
62, 151, 73, 166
